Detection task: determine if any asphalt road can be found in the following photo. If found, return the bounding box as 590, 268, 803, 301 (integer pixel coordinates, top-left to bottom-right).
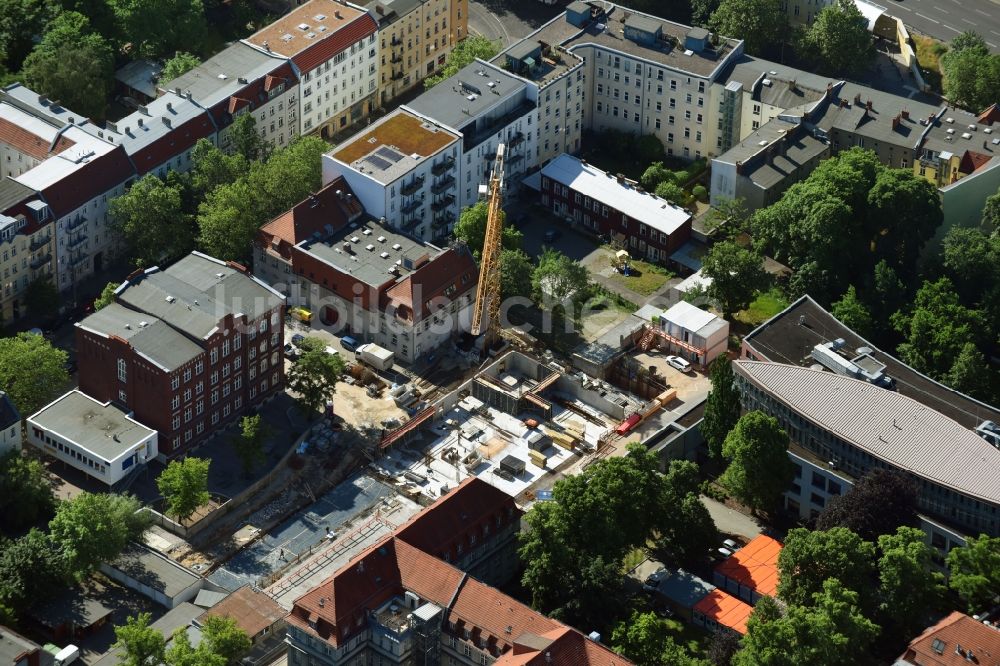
467, 0, 563, 48
889, 0, 1000, 51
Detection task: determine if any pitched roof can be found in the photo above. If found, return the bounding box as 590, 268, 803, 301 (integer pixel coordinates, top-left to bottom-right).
0, 112, 75, 160
714, 534, 782, 599
0, 392, 19, 430
978, 103, 1000, 126
116, 93, 215, 175
899, 611, 1000, 665
243, 0, 377, 72
383, 245, 477, 321
394, 477, 521, 556
693, 590, 752, 635
960, 150, 992, 175
76, 302, 203, 371
257, 178, 362, 252
200, 585, 287, 637
0, 625, 39, 663
38, 144, 135, 218
734, 361, 1000, 505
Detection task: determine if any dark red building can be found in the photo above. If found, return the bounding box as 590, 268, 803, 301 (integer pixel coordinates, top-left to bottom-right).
539, 153, 692, 263
75, 252, 285, 457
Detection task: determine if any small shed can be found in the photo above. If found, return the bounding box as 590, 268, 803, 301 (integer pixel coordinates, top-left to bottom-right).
198, 585, 287, 647
654, 569, 717, 621
101, 544, 206, 609
30, 592, 112, 642
499, 455, 526, 476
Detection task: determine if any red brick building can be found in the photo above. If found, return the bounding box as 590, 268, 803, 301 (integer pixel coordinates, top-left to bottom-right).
75, 252, 285, 457
540, 153, 692, 263
286, 477, 628, 666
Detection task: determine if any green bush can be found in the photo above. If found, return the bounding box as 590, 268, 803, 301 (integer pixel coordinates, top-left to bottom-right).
692, 185, 708, 202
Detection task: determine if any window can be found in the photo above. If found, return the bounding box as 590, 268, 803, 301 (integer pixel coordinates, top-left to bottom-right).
118, 358, 127, 382
210, 348, 219, 364
119, 389, 127, 403
222, 339, 231, 357
183, 389, 191, 403
171, 395, 180, 410
195, 360, 204, 374
183, 368, 192, 383
184, 408, 192, 423
172, 415, 181, 430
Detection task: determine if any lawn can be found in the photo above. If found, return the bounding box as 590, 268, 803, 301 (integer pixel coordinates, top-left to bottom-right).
736, 287, 789, 326
912, 33, 947, 93
608, 260, 674, 296
664, 617, 712, 656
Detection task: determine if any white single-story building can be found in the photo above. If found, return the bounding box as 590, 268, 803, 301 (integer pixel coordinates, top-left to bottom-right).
27, 390, 157, 486
655, 301, 729, 367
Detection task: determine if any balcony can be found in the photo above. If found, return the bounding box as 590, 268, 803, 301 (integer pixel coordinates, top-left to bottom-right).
400, 176, 425, 196
401, 198, 424, 215
508, 131, 525, 147
430, 175, 455, 195
401, 216, 422, 232
391, 37, 403, 46
433, 212, 454, 229
66, 216, 87, 232
67, 233, 88, 249
29, 253, 51, 270
430, 195, 455, 212
391, 71, 404, 81
391, 54, 403, 64
431, 156, 455, 176
29, 235, 50, 251
70, 252, 88, 267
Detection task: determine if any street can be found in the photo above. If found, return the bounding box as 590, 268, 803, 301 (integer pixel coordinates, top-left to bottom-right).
888, 0, 1000, 51
467, 0, 563, 47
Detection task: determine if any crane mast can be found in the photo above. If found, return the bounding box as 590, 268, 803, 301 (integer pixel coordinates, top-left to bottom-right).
469, 143, 506, 352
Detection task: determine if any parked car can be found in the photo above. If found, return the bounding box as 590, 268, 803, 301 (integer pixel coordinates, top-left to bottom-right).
722, 538, 739, 550
715, 546, 734, 559
283, 343, 300, 360
642, 568, 667, 593
665, 355, 692, 372
291, 333, 305, 346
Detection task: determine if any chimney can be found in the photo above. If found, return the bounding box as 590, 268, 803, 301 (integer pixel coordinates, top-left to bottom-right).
335, 9, 342, 18
901, 109, 909, 120
736, 160, 743, 175
788, 79, 797, 92
238, 76, 248, 84
928, 113, 935, 125
137, 118, 144, 127
866, 99, 872, 111
166, 101, 173, 112
162, 117, 171, 128
891, 114, 900, 131
263, 40, 270, 51
854, 93, 862, 105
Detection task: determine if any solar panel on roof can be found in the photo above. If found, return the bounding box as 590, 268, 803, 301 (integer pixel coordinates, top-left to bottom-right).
365, 155, 393, 170
376, 146, 404, 162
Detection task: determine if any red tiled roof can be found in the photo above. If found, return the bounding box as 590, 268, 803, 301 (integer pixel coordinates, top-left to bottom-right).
228, 98, 251, 114
383, 245, 477, 321
497, 627, 630, 666
130, 113, 215, 175
978, 103, 1000, 126
959, 150, 993, 175
450, 575, 560, 650
714, 534, 782, 598
899, 611, 1000, 665
257, 178, 359, 257
40, 145, 136, 218
693, 590, 752, 635
0, 116, 75, 161
209, 62, 297, 129
292, 13, 377, 74
200, 585, 287, 637
394, 477, 521, 554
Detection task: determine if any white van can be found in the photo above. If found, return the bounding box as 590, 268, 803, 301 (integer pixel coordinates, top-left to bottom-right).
55, 645, 80, 665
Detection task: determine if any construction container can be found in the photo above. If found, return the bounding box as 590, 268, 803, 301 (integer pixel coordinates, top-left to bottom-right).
528, 449, 547, 468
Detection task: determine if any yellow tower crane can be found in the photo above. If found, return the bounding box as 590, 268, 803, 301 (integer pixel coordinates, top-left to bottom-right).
470, 143, 506, 353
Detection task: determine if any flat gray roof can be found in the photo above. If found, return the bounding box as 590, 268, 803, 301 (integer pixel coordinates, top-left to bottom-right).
108, 544, 201, 598
722, 55, 836, 100
163, 42, 289, 106
923, 106, 1000, 159
77, 303, 203, 371
0, 627, 38, 662
29, 390, 156, 461
366, 0, 423, 22
657, 569, 716, 608
115, 59, 163, 98
524, 3, 742, 79
405, 60, 527, 131
298, 216, 437, 287
118, 252, 283, 340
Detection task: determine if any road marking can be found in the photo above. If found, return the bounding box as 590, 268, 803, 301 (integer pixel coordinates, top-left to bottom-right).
932, 5, 948, 12
941, 23, 962, 33
962, 18, 977, 24
975, 8, 992, 15
915, 11, 940, 23
990, 41, 999, 48
992, 30, 1000, 36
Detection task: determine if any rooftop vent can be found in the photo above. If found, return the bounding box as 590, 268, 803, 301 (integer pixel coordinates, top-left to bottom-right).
366, 243, 375, 251
392, 243, 402, 250
758, 140, 768, 146
281, 33, 293, 42
968, 124, 977, 131
306, 32, 316, 39
139, 321, 148, 328
314, 13, 326, 20
377, 235, 387, 242
165, 295, 176, 303
946, 117, 954, 123
350, 236, 359, 243
217, 73, 228, 80
363, 229, 372, 235
947, 128, 955, 134
762, 78, 772, 87
298, 23, 310, 30
962, 132, 972, 139
380, 251, 390, 258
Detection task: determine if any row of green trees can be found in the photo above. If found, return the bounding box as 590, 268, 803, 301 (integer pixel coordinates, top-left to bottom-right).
114, 611, 251, 666
940, 31, 1000, 112
110, 126, 326, 268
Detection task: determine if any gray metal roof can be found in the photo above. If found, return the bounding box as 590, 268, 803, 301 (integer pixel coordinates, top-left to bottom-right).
812, 82, 940, 149
29, 390, 156, 461
0, 627, 38, 662
0, 392, 19, 430
656, 569, 715, 608
405, 60, 528, 131
115, 59, 163, 98
625, 13, 662, 35
735, 361, 1000, 505
505, 39, 541, 63
118, 252, 283, 340
107, 544, 202, 598
0, 178, 37, 213
722, 56, 836, 100
922, 106, 1000, 159
163, 42, 289, 107
77, 303, 203, 371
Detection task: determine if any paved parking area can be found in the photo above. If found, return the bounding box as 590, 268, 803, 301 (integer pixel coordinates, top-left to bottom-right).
208, 474, 398, 592
468, 0, 562, 47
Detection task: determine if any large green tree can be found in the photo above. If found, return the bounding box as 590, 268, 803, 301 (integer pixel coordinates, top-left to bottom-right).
0, 452, 56, 532
941, 31, 1000, 112
201, 615, 252, 665
709, 0, 786, 56
876, 526, 944, 635
720, 411, 794, 514
499, 249, 533, 301
110, 0, 208, 58
164, 627, 225, 666
946, 534, 1000, 613
287, 337, 345, 415
701, 355, 741, 460
94, 281, 120, 310
48, 492, 150, 579
232, 414, 268, 477
981, 186, 1000, 232
0, 0, 59, 71
114, 612, 166, 666
734, 579, 879, 666
945, 342, 991, 400
892, 277, 986, 380
111, 174, 195, 268
161, 51, 201, 82
611, 610, 708, 666
815, 468, 918, 542
0, 529, 66, 618
156, 457, 210, 522
228, 113, 268, 162
0, 332, 68, 415
799, 0, 874, 77
452, 202, 523, 257
532, 248, 592, 325
22, 12, 115, 120
189, 139, 250, 199
701, 240, 767, 320
830, 286, 872, 338
25, 276, 60, 317
424, 35, 499, 89
777, 527, 876, 611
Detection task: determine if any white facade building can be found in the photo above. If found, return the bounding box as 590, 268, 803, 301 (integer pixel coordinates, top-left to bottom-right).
28, 390, 158, 487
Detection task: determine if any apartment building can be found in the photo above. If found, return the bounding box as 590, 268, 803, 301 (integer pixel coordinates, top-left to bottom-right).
28, 389, 158, 487
652, 301, 729, 367
75, 252, 285, 457
406, 60, 538, 208
244, 0, 378, 139
916, 105, 1000, 187
540, 153, 691, 262
0, 392, 20, 457
255, 179, 477, 363
0, 86, 136, 297
162, 42, 300, 152
322, 108, 462, 243
367, 0, 467, 105
0, 180, 56, 320
286, 477, 628, 666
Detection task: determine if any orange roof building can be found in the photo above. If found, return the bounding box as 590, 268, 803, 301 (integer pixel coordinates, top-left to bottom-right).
713, 535, 782, 605
897, 611, 1000, 665
692, 590, 753, 635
